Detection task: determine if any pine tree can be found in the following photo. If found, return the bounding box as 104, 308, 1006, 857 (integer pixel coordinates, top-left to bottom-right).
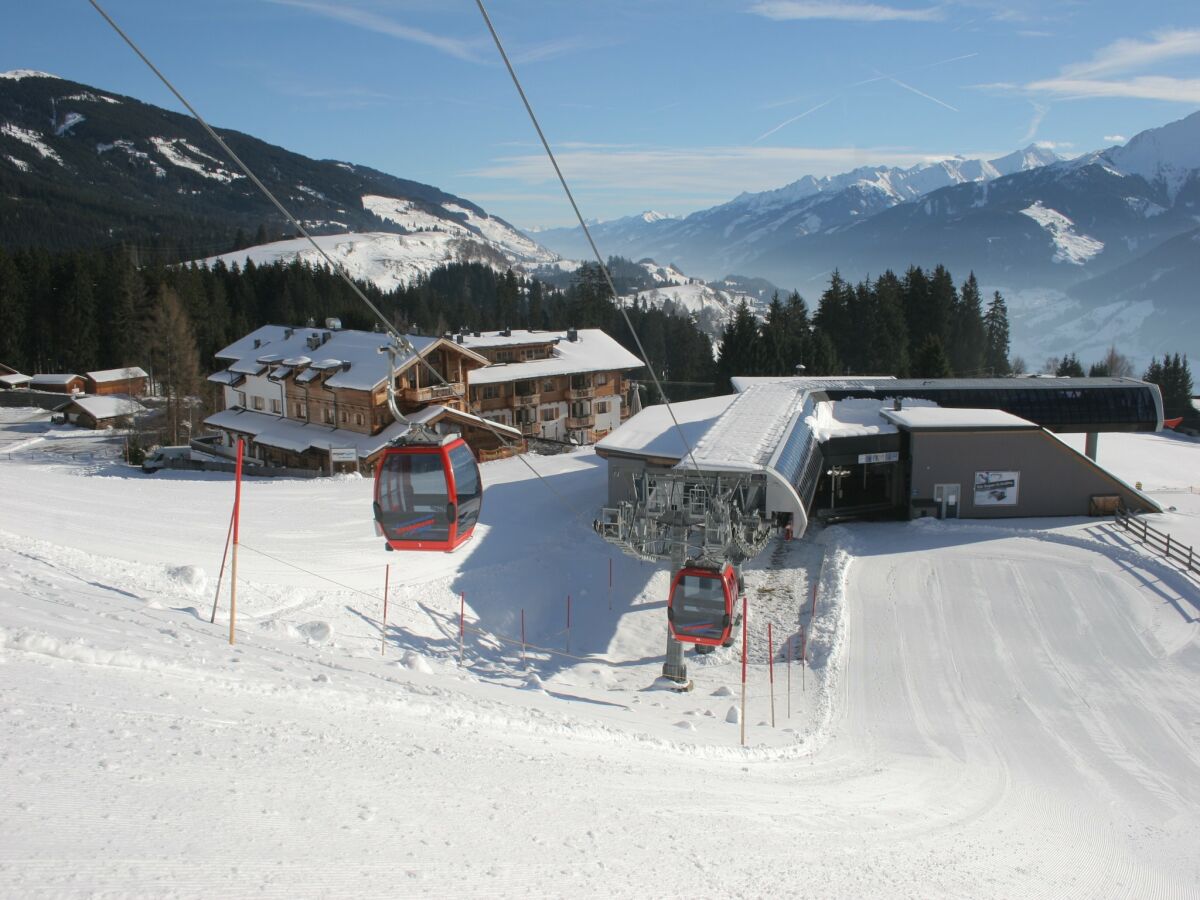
866, 271, 908, 376
0, 250, 28, 371
983, 290, 1011, 375
950, 272, 986, 376
1056, 354, 1085, 377
150, 285, 202, 444
715, 301, 761, 391
912, 335, 952, 378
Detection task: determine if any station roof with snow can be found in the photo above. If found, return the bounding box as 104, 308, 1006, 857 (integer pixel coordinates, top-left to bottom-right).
86, 367, 148, 383
881, 407, 1038, 431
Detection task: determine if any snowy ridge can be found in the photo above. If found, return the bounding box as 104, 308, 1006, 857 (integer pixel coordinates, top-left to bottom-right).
149, 137, 244, 183
1019, 201, 1105, 265
0, 122, 63, 166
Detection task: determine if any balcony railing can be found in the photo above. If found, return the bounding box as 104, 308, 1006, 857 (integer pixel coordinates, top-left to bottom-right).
565, 415, 592, 429
518, 421, 539, 436
403, 381, 464, 404
514, 392, 540, 407
567, 386, 593, 400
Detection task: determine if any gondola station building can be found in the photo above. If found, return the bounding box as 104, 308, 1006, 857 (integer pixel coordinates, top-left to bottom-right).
596, 376, 1163, 538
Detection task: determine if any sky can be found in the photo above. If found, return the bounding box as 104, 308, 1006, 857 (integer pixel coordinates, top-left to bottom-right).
2, 1, 1198, 229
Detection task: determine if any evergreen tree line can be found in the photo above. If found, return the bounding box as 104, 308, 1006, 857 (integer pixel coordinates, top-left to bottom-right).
0, 247, 717, 408
715, 265, 1012, 390
1143, 354, 1195, 420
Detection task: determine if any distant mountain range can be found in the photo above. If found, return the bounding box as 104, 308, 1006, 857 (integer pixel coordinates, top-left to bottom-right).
537, 114, 1200, 367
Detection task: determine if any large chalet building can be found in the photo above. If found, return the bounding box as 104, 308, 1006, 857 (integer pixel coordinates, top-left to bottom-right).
203, 322, 644, 473
458, 328, 642, 443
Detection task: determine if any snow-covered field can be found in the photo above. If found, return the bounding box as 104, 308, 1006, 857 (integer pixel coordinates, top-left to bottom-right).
2, 407, 1199, 897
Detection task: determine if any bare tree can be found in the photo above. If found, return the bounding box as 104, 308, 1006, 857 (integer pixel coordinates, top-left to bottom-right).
150, 285, 202, 446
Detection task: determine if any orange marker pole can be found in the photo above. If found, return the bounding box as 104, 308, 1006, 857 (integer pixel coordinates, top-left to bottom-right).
458, 592, 465, 666
380, 564, 390, 656
229, 438, 243, 645
740, 595, 748, 747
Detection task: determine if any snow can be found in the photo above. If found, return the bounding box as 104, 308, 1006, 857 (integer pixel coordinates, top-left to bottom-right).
596, 394, 736, 459
86, 366, 148, 383
61, 91, 120, 104
0, 123, 63, 166
149, 136, 244, 183
53, 111, 85, 136
462, 329, 642, 385
881, 406, 1036, 430
1019, 201, 1105, 264
806, 396, 936, 440
0, 373, 31, 387
0, 69, 60, 81
5, 154, 30, 172
2, 410, 1200, 895
29, 373, 79, 387
64, 395, 146, 420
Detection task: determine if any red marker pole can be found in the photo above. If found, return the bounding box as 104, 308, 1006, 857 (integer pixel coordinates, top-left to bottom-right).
800, 624, 807, 693
768, 622, 776, 728
787, 635, 792, 720
229, 438, 244, 646
458, 592, 465, 666
740, 595, 748, 747
380, 564, 390, 656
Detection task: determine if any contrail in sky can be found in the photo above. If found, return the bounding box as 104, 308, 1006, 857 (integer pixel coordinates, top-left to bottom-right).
889, 76, 959, 111
753, 96, 837, 144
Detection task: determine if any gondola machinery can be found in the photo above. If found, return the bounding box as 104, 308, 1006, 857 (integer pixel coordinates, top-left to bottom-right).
666, 560, 744, 653
372, 340, 483, 552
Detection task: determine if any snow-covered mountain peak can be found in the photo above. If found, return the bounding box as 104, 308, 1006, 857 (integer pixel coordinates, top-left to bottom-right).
639, 210, 672, 223
1105, 110, 1200, 201
0, 69, 61, 81
991, 143, 1061, 177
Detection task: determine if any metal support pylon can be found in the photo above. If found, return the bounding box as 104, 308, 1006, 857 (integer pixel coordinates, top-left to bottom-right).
661, 530, 691, 688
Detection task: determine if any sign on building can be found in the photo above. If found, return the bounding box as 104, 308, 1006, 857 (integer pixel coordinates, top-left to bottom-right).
329, 447, 358, 463
857, 451, 899, 464
974, 471, 1019, 506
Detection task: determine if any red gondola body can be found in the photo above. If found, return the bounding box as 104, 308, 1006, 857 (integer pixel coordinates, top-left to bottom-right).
373, 436, 482, 552
667, 562, 740, 647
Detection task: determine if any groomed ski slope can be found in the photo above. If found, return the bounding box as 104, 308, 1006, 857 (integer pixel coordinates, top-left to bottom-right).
1, 409, 1199, 898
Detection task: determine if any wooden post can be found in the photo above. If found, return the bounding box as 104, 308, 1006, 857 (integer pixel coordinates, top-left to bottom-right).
229, 438, 243, 645
740, 594, 748, 747
380, 564, 390, 656
768, 622, 775, 728
1165, 533, 1172, 558
209, 504, 236, 624
458, 592, 465, 666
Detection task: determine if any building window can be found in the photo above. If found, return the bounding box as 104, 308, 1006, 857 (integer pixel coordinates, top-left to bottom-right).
340, 409, 348, 423
481, 385, 499, 400
323, 407, 334, 424
295, 401, 307, 418
270, 398, 281, 414
236, 391, 247, 408
596, 373, 609, 386
540, 407, 557, 422
497, 350, 514, 362
355, 412, 364, 426
542, 379, 556, 393
596, 401, 609, 414
515, 380, 537, 397
253, 396, 264, 411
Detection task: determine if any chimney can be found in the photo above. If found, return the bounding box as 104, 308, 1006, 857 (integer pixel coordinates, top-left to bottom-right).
325, 317, 342, 330
284, 328, 294, 339
253, 339, 262, 349
341, 361, 352, 372
501, 327, 511, 337
322, 331, 332, 344
306, 317, 316, 328
566, 327, 578, 342
455, 333, 464, 344
894, 398, 902, 411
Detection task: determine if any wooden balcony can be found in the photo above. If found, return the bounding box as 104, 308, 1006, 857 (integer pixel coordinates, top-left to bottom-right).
565, 415, 592, 429
514, 392, 540, 407
567, 386, 593, 400
403, 381, 464, 404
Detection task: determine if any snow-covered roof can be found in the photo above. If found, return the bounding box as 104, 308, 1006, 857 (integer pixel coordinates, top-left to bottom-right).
30, 374, 81, 386
463, 329, 642, 385
86, 367, 148, 383
731, 375, 897, 392
205, 405, 519, 459
0, 373, 31, 387
683, 382, 812, 473
65, 395, 146, 420
456, 330, 562, 349
595, 395, 736, 460
207, 371, 244, 386
881, 407, 1037, 431
806, 397, 937, 441
214, 325, 487, 393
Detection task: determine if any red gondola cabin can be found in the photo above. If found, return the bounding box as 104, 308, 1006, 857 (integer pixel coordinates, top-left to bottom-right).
374, 436, 482, 552
667, 562, 740, 647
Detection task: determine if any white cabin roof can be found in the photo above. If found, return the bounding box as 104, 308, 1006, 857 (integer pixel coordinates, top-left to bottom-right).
86, 367, 148, 383
464, 329, 642, 385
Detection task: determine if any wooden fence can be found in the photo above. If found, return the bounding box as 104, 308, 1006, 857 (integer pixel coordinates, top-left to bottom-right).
1115, 507, 1200, 576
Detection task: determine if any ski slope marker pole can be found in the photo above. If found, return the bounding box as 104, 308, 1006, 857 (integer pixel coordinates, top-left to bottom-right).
380, 564, 390, 656
566, 593, 571, 654
810, 580, 817, 621
608, 558, 613, 612
459, 592, 465, 666
800, 625, 807, 693
740, 594, 748, 747
229, 438, 243, 646
787, 635, 792, 720
521, 608, 526, 665
768, 621, 775, 728
209, 503, 235, 624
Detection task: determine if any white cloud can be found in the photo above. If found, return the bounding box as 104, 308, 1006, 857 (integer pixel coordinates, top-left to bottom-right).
1062, 29, 1200, 79
1103, 134, 1127, 143
749, 1, 943, 23
1025, 76, 1200, 103
1020, 101, 1048, 144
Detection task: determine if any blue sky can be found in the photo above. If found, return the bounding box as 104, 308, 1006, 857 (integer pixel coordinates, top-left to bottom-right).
3, 1, 1198, 229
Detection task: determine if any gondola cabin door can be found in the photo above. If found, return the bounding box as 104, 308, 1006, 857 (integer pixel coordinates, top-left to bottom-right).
374, 437, 481, 552
667, 563, 739, 647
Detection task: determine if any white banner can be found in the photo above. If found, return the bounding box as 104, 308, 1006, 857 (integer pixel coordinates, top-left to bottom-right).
974, 471, 1019, 506
329, 447, 357, 463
